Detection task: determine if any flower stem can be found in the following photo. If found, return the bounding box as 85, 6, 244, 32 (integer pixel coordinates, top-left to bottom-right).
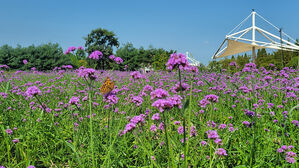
162, 112, 175, 168
89, 92, 95, 168
178, 69, 187, 168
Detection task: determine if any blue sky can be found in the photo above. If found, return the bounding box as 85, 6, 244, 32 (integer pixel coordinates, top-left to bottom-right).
0, 0, 299, 65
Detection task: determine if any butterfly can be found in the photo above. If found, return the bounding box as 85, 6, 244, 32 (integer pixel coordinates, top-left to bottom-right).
100, 77, 115, 95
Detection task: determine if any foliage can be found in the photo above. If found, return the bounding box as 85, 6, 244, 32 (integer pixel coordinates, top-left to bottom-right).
115, 43, 175, 71
115, 43, 139, 71
67, 49, 86, 69
0, 43, 70, 71
84, 28, 119, 70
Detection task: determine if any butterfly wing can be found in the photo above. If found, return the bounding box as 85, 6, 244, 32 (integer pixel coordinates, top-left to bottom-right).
100, 77, 114, 94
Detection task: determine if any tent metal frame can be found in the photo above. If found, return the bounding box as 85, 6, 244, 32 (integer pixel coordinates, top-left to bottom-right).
186, 51, 201, 66
213, 10, 299, 60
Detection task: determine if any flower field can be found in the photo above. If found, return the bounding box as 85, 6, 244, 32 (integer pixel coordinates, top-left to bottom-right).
0, 59, 298, 167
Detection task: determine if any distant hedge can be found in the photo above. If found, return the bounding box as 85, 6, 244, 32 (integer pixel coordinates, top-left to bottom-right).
0, 43, 71, 71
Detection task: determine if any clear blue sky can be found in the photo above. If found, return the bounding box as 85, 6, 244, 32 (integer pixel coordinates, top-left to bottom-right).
1, 0, 299, 65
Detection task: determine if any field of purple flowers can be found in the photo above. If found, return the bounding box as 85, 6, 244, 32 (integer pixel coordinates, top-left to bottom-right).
0, 53, 298, 167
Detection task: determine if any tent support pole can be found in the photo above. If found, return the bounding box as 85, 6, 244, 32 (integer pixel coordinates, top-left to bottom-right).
279, 28, 284, 67
252, 46, 256, 63
212, 39, 227, 59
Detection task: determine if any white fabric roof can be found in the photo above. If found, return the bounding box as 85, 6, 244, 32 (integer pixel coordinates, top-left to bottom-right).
216, 39, 266, 58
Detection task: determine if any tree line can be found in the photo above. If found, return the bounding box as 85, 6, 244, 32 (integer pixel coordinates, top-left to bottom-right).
0, 27, 298, 71
0, 28, 174, 71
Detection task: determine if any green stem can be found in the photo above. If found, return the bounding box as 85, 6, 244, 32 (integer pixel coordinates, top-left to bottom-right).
185, 74, 193, 168
163, 112, 175, 168
209, 140, 212, 168
89, 93, 95, 168
178, 69, 187, 168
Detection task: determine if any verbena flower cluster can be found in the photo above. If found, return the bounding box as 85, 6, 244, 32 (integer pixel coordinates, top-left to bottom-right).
165, 53, 190, 70
89, 50, 103, 60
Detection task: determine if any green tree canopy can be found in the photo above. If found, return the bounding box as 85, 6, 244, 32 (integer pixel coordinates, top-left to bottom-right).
84, 28, 119, 70
115, 43, 175, 71
0, 43, 70, 71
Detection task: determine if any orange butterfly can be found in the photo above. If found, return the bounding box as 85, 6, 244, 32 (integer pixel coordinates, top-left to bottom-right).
100, 77, 115, 95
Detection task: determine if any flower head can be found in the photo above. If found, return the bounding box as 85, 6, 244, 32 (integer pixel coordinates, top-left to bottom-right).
190, 126, 197, 137
215, 148, 227, 156
201, 141, 207, 146
166, 53, 189, 71
23, 59, 28, 64
150, 124, 157, 132
130, 115, 145, 124
150, 89, 170, 100
168, 95, 183, 108
152, 113, 160, 121
27, 166, 36, 168
130, 71, 143, 79
64, 46, 76, 54
25, 86, 42, 97
89, 50, 103, 60
114, 57, 123, 64
12, 139, 19, 143
109, 55, 116, 60
206, 130, 219, 139
177, 126, 184, 135
77, 67, 97, 80
122, 123, 136, 135
152, 99, 173, 112
131, 96, 143, 106
205, 94, 219, 103
77, 46, 84, 50
69, 96, 80, 105
286, 156, 296, 164
5, 129, 13, 135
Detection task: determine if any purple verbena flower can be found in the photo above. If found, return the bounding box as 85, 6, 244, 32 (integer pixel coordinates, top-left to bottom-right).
215, 148, 227, 156
114, 57, 123, 64
130, 115, 145, 124
25, 86, 42, 97
190, 126, 197, 137
23, 59, 28, 64
150, 124, 157, 132
177, 126, 184, 135
218, 124, 227, 129
286, 156, 295, 163
27, 166, 36, 168
206, 130, 219, 139
152, 99, 173, 112
69, 96, 80, 105
131, 96, 143, 106
77, 67, 97, 80
165, 53, 189, 71
205, 94, 219, 103
5, 129, 13, 135
201, 141, 207, 146
77, 46, 84, 50
150, 89, 169, 100
89, 50, 103, 60
151, 113, 160, 121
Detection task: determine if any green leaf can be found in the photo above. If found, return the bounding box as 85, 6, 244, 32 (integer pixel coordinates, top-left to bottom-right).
184, 98, 190, 110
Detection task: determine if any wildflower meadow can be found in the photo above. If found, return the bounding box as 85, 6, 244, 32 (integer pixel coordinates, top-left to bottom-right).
0, 53, 298, 167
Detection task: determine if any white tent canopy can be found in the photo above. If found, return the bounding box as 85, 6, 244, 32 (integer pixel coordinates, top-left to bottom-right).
213, 10, 299, 59
216, 39, 266, 58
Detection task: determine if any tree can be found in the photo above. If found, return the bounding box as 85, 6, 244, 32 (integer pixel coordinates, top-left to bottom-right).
115, 43, 174, 71
84, 28, 119, 70
115, 43, 139, 71
0, 43, 70, 71
207, 60, 221, 72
